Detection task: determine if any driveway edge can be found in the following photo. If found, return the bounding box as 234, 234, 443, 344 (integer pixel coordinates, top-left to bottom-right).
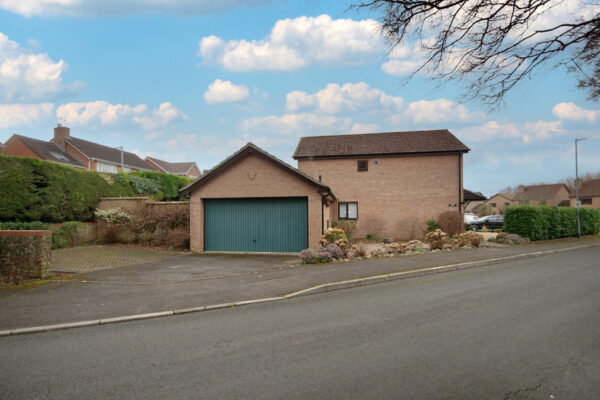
1, 242, 598, 337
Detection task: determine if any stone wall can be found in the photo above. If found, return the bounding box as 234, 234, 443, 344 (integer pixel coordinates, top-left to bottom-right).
0, 230, 52, 281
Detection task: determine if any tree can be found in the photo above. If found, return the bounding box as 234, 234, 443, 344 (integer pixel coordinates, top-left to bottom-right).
353, 0, 600, 107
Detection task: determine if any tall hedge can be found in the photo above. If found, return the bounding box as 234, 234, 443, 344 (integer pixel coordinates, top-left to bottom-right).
504, 205, 600, 240
0, 155, 193, 223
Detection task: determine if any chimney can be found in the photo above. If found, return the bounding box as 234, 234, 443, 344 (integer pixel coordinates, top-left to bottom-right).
54, 124, 70, 150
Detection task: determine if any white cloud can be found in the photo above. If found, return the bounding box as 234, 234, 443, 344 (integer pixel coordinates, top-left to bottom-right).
0, 103, 54, 129
199, 14, 382, 71
350, 123, 379, 133
456, 120, 565, 144
56, 101, 186, 130
286, 82, 404, 114
0, 0, 271, 17
0, 32, 82, 101
552, 102, 599, 122
389, 99, 485, 125
204, 79, 250, 105
241, 113, 352, 135
133, 102, 188, 130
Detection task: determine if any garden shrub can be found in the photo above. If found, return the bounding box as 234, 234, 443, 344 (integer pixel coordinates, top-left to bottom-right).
299, 248, 332, 264
425, 218, 440, 234
319, 227, 349, 249
504, 205, 600, 240
325, 243, 345, 260
128, 174, 161, 195
331, 220, 356, 242
425, 229, 448, 250
437, 211, 465, 236
51, 221, 80, 249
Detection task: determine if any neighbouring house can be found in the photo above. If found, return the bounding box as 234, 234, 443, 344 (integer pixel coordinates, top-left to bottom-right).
463, 189, 487, 213
570, 179, 600, 209
180, 143, 335, 252
294, 130, 469, 240
513, 183, 571, 206
481, 192, 516, 214
51, 125, 152, 173
181, 130, 469, 253
3, 134, 85, 169
145, 156, 201, 178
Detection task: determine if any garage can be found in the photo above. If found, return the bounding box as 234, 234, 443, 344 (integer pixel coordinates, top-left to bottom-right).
180, 143, 334, 253
204, 197, 308, 252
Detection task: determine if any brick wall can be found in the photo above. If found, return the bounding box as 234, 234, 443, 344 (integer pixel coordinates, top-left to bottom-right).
97, 197, 151, 210
49, 222, 98, 243
298, 153, 462, 240
0, 230, 52, 282
189, 153, 324, 252
4, 136, 41, 159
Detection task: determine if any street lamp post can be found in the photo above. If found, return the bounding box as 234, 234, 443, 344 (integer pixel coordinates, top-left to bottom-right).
575, 138, 586, 237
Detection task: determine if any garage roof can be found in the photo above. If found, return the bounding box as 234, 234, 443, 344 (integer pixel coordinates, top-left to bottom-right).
180, 143, 333, 197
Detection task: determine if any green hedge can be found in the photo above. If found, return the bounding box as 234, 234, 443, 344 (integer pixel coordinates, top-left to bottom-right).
0, 155, 193, 223
0, 221, 50, 230
504, 206, 600, 240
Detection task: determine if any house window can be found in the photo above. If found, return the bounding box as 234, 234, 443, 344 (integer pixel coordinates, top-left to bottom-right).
96, 162, 118, 173
581, 198, 592, 205
339, 202, 358, 220
490, 203, 496, 207
357, 160, 368, 172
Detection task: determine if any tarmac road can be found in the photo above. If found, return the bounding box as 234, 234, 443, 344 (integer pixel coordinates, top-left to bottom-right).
1, 246, 599, 399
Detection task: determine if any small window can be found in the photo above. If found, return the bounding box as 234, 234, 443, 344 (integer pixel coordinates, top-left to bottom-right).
490, 203, 496, 207
357, 160, 368, 172
339, 202, 358, 220
581, 198, 592, 205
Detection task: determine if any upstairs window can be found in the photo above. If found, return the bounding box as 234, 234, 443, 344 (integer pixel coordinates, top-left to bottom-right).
357, 160, 368, 172
339, 202, 358, 220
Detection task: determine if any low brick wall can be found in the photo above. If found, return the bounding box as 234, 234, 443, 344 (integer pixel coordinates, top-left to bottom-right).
50, 222, 98, 244
96, 197, 151, 211
0, 230, 52, 281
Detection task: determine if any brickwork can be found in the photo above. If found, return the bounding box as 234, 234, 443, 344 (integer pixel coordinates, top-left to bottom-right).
570, 196, 600, 209
3, 136, 41, 159
49, 222, 98, 243
298, 153, 462, 240
64, 142, 90, 169
0, 230, 52, 281
97, 197, 151, 210
189, 153, 325, 252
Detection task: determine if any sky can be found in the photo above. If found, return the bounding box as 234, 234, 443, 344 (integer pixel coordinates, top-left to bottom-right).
0, 0, 599, 196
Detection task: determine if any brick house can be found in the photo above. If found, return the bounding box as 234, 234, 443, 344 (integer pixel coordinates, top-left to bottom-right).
182, 130, 469, 253
570, 179, 600, 209
51, 125, 152, 172
513, 184, 571, 206
3, 134, 85, 168
145, 156, 201, 178
294, 130, 469, 240
479, 192, 516, 215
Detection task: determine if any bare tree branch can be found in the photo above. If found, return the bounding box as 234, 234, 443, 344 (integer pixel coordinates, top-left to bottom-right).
353, 0, 600, 107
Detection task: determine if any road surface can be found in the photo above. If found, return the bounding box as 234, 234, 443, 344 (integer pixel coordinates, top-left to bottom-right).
1, 246, 599, 399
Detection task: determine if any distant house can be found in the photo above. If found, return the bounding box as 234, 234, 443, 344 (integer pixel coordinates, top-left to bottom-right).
51, 125, 151, 173
145, 156, 201, 178
482, 192, 516, 214
570, 179, 600, 209
514, 184, 571, 207
3, 134, 85, 169
463, 189, 487, 213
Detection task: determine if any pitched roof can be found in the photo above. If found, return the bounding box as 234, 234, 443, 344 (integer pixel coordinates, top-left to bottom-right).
463, 189, 487, 201
487, 192, 515, 202
63, 136, 151, 170
145, 156, 197, 175
180, 142, 332, 197
570, 178, 600, 198
11, 134, 84, 168
293, 130, 469, 159
514, 184, 571, 202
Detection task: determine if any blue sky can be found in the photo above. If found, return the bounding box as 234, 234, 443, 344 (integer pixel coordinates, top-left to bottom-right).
0, 0, 599, 196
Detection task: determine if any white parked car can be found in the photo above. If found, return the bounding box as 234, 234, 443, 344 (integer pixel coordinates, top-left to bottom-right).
464, 213, 478, 224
